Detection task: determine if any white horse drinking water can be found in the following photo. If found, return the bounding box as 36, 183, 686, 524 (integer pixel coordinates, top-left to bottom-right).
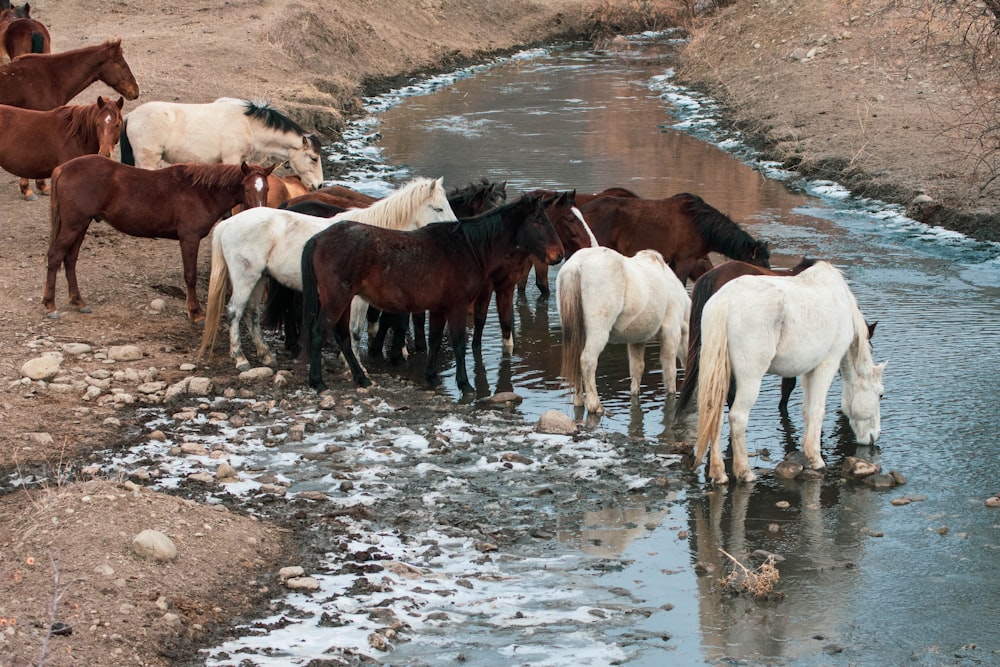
119, 97, 325, 190
197, 176, 457, 371
557, 246, 691, 415
691, 261, 885, 485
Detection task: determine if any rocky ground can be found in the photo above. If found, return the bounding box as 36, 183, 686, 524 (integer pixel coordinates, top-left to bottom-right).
1, 0, 996, 665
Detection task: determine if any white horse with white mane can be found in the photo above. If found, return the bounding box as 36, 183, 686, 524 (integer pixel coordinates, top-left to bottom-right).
692, 261, 885, 485
120, 97, 325, 190
557, 245, 691, 414
197, 177, 456, 371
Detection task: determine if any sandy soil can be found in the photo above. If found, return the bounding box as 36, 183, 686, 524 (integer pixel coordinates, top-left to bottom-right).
0, 0, 992, 665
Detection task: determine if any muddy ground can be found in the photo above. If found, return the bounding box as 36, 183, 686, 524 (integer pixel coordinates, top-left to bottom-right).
0, 0, 994, 665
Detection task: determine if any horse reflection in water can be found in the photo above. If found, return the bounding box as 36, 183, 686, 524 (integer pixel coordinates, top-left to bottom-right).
687, 422, 884, 664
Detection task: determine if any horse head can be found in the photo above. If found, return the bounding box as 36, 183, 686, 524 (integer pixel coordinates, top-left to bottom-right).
95, 95, 125, 159
284, 133, 324, 190
546, 192, 595, 255
842, 359, 885, 446
239, 161, 276, 209
749, 239, 771, 268
98, 39, 140, 100
518, 193, 564, 266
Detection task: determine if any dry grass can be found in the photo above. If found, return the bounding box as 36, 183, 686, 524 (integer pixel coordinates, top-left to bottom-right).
717, 548, 783, 600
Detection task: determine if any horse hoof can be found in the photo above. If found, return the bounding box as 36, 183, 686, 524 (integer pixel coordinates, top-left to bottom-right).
45, 310, 60, 320
77, 306, 92, 314
23, 194, 38, 202
235, 362, 251, 372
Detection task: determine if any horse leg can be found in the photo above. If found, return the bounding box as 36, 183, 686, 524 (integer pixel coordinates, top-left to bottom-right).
495, 284, 516, 353
471, 287, 492, 349
19, 177, 38, 201
245, 279, 277, 368
227, 276, 258, 371
534, 258, 550, 295
179, 236, 204, 322
350, 297, 370, 358
658, 322, 682, 395
62, 233, 91, 313
446, 308, 473, 395
332, 309, 372, 388
581, 329, 610, 414
626, 342, 646, 395
727, 373, 762, 483
383, 312, 409, 365
412, 311, 427, 353
43, 234, 75, 317
778, 376, 797, 412
366, 305, 381, 338
799, 363, 839, 470
424, 311, 447, 388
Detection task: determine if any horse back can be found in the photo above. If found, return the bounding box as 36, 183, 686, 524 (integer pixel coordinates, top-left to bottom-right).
579, 195, 700, 260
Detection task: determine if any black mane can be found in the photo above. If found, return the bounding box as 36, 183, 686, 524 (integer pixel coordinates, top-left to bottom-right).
242, 100, 322, 152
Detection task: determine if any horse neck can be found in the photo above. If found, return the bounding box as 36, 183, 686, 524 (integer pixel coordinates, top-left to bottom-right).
250, 125, 305, 157
350, 180, 432, 229
54, 46, 114, 101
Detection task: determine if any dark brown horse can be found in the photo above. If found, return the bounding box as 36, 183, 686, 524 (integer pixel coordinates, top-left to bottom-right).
0, 39, 139, 110
313, 183, 379, 206
675, 258, 821, 415
44, 157, 274, 321
468, 190, 578, 352
300, 194, 564, 393
572, 192, 770, 286
0, 95, 123, 200
0, 3, 49, 61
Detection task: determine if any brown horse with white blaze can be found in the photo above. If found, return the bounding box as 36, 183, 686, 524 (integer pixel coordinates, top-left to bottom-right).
0, 95, 124, 200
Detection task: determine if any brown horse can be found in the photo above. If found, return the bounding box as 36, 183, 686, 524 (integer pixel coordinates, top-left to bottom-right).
300, 194, 564, 393
313, 183, 379, 206
0, 39, 139, 110
280, 190, 368, 212
572, 192, 770, 286
44, 157, 274, 321
468, 190, 578, 352
520, 186, 642, 294
0, 95, 123, 200
0, 3, 49, 61
676, 258, 820, 415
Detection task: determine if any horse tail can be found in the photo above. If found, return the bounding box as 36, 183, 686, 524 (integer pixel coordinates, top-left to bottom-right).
676, 273, 716, 412
558, 263, 584, 391
119, 118, 135, 165
692, 298, 731, 471
196, 229, 230, 360
30, 31, 43, 53
48, 169, 63, 247
300, 235, 322, 356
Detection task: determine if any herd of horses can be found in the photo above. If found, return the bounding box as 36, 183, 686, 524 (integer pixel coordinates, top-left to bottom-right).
0, 3, 885, 485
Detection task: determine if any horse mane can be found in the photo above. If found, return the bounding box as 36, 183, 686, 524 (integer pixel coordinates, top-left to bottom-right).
240, 99, 321, 152
338, 177, 439, 229
59, 100, 113, 145
181, 162, 247, 190
680, 193, 770, 263
456, 195, 533, 249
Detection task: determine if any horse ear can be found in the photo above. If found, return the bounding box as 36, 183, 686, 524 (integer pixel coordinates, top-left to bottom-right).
116, 96, 125, 109
867, 320, 878, 339
97, 95, 106, 107
240, 161, 250, 174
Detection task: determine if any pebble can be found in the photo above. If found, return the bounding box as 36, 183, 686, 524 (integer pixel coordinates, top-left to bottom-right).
284, 576, 321, 591
108, 345, 143, 362
536, 409, 576, 435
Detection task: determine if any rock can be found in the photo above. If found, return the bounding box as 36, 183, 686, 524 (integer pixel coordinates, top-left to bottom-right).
490, 391, 523, 404
774, 459, 803, 479
841, 456, 881, 479
536, 409, 576, 435
284, 576, 321, 591
137, 381, 166, 394
108, 345, 143, 361
24, 432, 54, 446
20, 355, 62, 381
180, 442, 209, 456
239, 367, 275, 382
187, 472, 215, 484
149, 298, 166, 313
132, 529, 177, 562
985, 496, 1000, 508
61, 343, 92, 356
187, 377, 213, 395
279, 566, 304, 580
215, 462, 237, 480
94, 563, 115, 578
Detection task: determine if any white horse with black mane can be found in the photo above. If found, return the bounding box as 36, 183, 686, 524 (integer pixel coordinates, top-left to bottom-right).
557, 245, 691, 415
691, 261, 885, 485
119, 97, 324, 190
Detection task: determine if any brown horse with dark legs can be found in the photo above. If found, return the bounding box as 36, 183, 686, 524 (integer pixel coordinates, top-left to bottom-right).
571, 192, 771, 286
300, 194, 564, 394
44, 157, 274, 322
0, 3, 49, 61
0, 39, 139, 110
0, 96, 123, 200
